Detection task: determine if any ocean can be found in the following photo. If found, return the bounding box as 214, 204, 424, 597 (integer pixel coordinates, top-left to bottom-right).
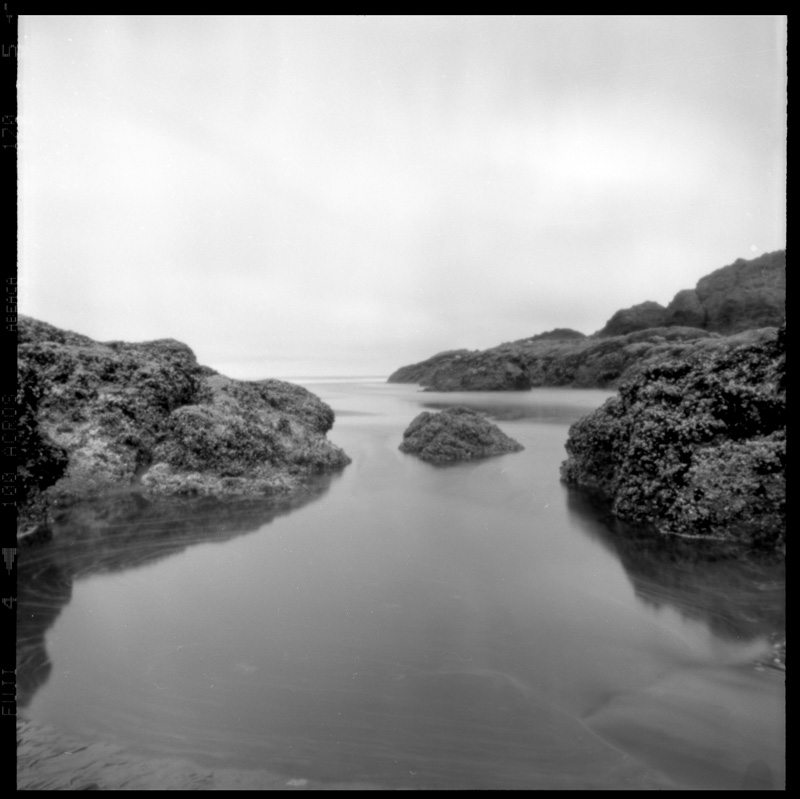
16, 379, 785, 790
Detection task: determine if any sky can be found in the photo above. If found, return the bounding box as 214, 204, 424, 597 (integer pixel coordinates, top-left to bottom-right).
18, 15, 786, 378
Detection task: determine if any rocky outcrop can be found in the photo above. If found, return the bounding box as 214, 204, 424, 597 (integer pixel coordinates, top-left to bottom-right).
16, 359, 70, 531
398, 406, 524, 464
389, 327, 723, 392
560, 325, 785, 551
389, 250, 785, 392
387, 349, 475, 386
17, 316, 350, 533
693, 250, 786, 333
661, 289, 705, 329
603, 250, 786, 336
408, 350, 532, 392
596, 301, 667, 338
526, 328, 586, 341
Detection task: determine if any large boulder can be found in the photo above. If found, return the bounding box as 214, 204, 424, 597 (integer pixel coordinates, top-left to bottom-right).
399, 406, 524, 464
17, 316, 351, 533
560, 325, 785, 551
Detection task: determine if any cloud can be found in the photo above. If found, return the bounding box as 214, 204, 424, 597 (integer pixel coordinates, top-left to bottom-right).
19, 16, 786, 376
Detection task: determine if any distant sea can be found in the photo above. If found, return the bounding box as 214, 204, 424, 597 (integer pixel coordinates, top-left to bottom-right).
289, 375, 390, 384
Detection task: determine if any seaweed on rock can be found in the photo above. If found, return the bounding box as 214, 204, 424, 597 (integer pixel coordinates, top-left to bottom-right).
560, 325, 785, 551
399, 406, 524, 464
17, 316, 351, 534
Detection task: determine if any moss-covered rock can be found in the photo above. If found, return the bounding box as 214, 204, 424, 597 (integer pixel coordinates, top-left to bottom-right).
399, 406, 524, 464
16, 360, 70, 529
17, 316, 351, 532
560, 325, 785, 551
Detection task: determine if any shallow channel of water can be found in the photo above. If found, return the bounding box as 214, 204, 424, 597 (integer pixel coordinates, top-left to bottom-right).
17, 381, 785, 790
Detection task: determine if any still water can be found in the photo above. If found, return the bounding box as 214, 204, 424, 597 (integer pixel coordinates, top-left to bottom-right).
17, 381, 785, 790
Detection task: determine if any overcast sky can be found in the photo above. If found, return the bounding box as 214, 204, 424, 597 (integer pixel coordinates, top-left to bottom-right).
19, 15, 786, 378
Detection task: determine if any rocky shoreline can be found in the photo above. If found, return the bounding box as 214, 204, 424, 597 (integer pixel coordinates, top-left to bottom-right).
17, 316, 351, 536
388, 250, 785, 392
387, 249, 785, 551
18, 248, 786, 552
388, 326, 745, 392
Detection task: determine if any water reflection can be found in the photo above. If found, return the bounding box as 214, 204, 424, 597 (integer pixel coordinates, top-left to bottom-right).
421, 396, 606, 424
17, 476, 337, 709
565, 487, 785, 662
17, 383, 784, 790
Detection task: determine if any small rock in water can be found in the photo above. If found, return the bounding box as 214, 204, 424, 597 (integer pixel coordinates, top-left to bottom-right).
399, 406, 524, 464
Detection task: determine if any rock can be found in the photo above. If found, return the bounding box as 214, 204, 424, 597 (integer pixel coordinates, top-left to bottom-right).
525, 328, 586, 341
16, 316, 350, 531
387, 349, 475, 386
426, 353, 531, 392
560, 324, 785, 551
662, 288, 706, 329
389, 250, 785, 392
660, 250, 786, 333
398, 406, 524, 464
389, 327, 718, 392
597, 250, 785, 337
16, 359, 70, 536
694, 250, 785, 333
596, 301, 668, 338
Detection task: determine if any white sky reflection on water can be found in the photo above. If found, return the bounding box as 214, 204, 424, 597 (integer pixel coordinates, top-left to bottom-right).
21, 384, 784, 789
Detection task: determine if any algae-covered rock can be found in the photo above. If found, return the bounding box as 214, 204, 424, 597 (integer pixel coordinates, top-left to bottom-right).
16, 359, 70, 531
399, 406, 524, 464
17, 316, 350, 532
560, 325, 785, 551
